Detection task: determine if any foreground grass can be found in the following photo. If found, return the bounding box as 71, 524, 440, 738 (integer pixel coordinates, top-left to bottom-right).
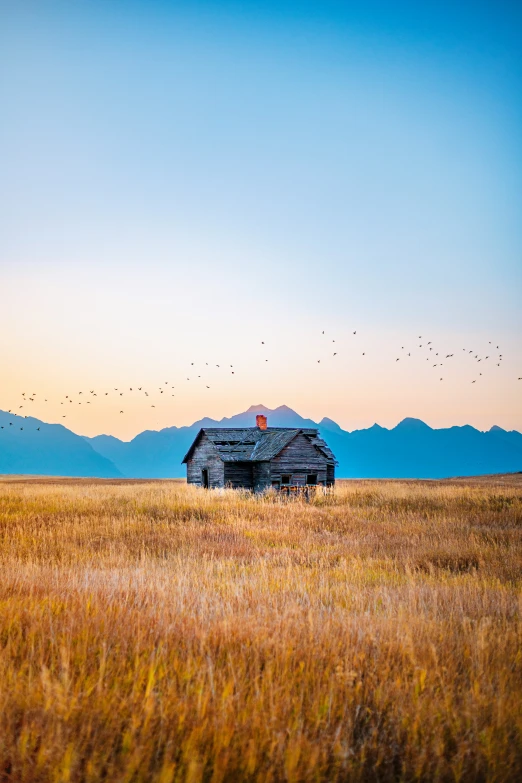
0, 477, 521, 782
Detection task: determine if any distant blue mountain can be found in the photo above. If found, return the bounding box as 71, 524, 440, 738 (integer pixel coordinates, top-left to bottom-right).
0, 410, 121, 477
86, 404, 522, 480
1, 404, 521, 479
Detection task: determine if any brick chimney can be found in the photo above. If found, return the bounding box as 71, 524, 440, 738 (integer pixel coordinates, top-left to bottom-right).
256, 414, 267, 430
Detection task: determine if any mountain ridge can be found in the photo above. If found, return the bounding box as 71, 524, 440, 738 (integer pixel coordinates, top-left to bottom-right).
1, 406, 521, 479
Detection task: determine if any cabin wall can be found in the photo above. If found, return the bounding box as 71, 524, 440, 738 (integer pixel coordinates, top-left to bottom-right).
326, 464, 335, 486
186, 433, 224, 488
253, 462, 271, 492
270, 433, 331, 485
224, 462, 253, 489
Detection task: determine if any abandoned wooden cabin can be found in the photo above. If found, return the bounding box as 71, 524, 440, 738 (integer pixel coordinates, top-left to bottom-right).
182, 414, 336, 491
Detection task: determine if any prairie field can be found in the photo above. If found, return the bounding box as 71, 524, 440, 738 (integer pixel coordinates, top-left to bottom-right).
0, 476, 521, 783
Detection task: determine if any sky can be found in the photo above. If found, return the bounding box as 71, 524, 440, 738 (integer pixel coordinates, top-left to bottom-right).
1, 0, 521, 439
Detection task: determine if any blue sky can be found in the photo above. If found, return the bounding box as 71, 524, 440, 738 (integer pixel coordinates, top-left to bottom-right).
1, 0, 521, 437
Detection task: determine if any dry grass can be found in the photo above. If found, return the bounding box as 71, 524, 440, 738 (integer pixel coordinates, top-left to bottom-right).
0, 477, 521, 782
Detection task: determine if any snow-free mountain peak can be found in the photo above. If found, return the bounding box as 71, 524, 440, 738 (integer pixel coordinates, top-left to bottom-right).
2, 405, 521, 480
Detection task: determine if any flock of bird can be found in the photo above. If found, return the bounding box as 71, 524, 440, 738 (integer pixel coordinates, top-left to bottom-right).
1, 330, 520, 433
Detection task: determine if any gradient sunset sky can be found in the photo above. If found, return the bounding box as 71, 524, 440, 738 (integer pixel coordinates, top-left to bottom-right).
1, 0, 521, 439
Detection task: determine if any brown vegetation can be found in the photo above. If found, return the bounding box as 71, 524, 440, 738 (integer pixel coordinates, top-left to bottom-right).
0, 477, 521, 782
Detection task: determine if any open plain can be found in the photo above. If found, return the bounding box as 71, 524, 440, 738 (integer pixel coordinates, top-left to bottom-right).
0, 476, 521, 782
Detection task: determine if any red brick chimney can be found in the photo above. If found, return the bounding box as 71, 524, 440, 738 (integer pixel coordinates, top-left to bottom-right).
256, 414, 267, 430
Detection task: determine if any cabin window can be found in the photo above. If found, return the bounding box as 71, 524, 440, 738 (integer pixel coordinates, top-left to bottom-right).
281, 475, 291, 485
201, 468, 209, 489
306, 474, 317, 485
271, 480, 280, 488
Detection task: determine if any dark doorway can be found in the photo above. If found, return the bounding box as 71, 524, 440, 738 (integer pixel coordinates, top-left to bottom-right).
202, 468, 209, 489
306, 474, 318, 485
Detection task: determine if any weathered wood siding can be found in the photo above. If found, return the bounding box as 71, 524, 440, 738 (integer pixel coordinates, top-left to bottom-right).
271, 433, 330, 485
253, 462, 271, 492
186, 433, 224, 488
224, 462, 253, 489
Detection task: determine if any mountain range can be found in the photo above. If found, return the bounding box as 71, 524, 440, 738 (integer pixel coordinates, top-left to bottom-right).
1, 404, 521, 479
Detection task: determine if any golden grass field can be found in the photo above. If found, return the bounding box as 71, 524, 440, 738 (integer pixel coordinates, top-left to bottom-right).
0, 476, 521, 782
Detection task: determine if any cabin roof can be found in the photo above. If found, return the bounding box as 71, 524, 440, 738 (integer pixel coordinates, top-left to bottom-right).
181, 427, 336, 464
